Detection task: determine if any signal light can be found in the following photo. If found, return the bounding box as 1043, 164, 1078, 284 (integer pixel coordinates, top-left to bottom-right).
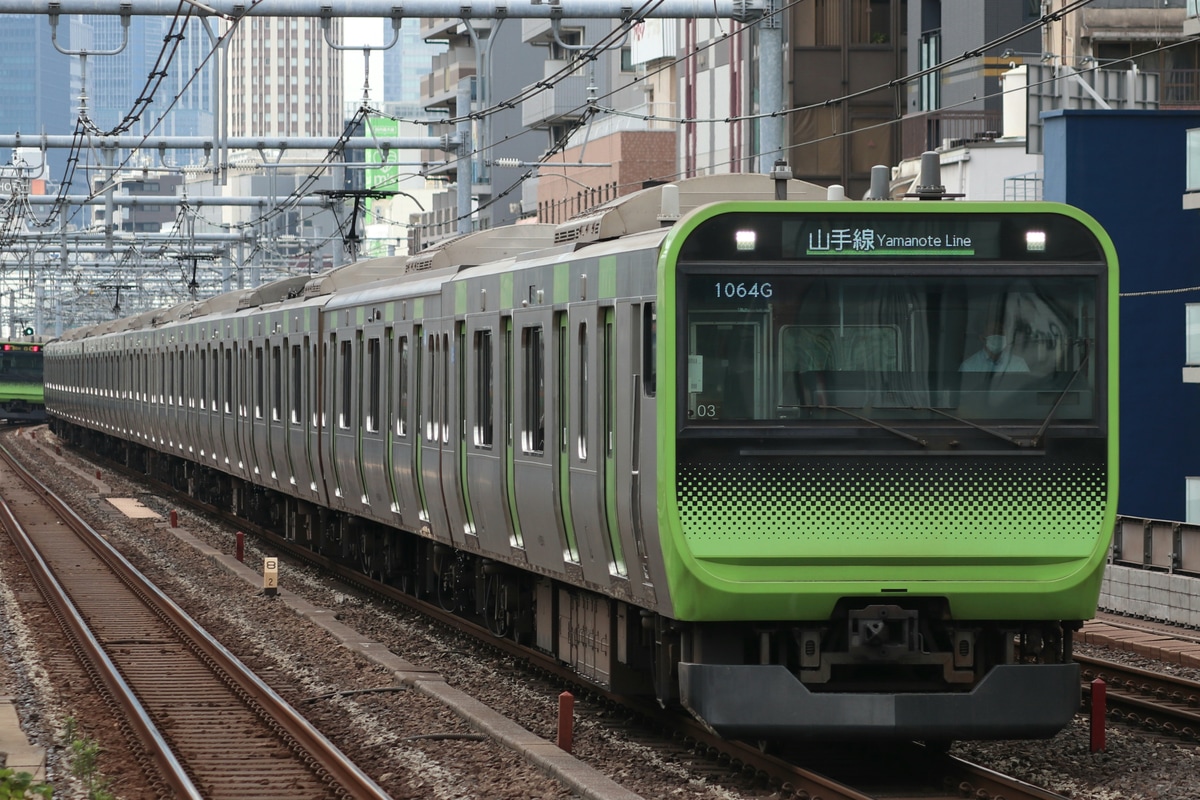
21, 326, 33, 336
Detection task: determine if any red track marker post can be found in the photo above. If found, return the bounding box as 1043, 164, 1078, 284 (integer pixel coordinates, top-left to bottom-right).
557, 691, 574, 753
169, 510, 178, 528
1090, 677, 1106, 752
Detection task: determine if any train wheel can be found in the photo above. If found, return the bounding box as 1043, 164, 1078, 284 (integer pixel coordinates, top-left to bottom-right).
482, 573, 511, 638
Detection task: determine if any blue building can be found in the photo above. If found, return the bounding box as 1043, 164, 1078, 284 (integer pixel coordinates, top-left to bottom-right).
1043, 108, 1200, 521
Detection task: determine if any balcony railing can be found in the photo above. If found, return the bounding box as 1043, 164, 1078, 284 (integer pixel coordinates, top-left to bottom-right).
1162, 70, 1200, 108
901, 110, 1003, 161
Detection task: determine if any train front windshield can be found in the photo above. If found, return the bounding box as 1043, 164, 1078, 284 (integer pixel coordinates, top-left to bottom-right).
0, 347, 44, 384
674, 208, 1108, 441
682, 275, 1097, 426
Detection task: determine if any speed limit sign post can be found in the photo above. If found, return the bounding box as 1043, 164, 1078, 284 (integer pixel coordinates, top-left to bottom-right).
263, 557, 279, 597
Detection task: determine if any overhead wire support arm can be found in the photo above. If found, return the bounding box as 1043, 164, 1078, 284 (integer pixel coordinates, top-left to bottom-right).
0, 0, 772, 19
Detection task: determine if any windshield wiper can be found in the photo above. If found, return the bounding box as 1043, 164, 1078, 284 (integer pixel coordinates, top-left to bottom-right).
1031, 348, 1091, 447
812, 405, 928, 447
915, 406, 1030, 448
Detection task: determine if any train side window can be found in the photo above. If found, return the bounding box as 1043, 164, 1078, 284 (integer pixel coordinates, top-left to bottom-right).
367, 337, 381, 433
474, 330, 493, 447
642, 303, 656, 396
522, 325, 545, 455
271, 345, 282, 422
397, 336, 408, 437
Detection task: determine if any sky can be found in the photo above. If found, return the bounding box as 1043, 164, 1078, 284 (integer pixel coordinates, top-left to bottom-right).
341, 19, 386, 108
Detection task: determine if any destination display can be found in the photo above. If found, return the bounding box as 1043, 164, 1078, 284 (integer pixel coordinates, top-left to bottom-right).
782, 217, 999, 258
677, 210, 1106, 263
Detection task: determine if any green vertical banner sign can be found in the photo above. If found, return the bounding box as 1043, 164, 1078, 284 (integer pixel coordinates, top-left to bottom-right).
364, 116, 401, 259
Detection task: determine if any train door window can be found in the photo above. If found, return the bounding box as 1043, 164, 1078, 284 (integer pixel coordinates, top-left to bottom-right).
425, 333, 437, 441
474, 329, 493, 447
643, 303, 656, 396
168, 352, 175, 406
397, 336, 408, 437
272, 345, 282, 422
238, 346, 247, 418
254, 347, 264, 419
290, 343, 302, 424
604, 315, 614, 457
367, 337, 381, 433
522, 325, 545, 455
442, 334, 450, 444
414, 328, 424, 440
199, 349, 207, 409
224, 346, 234, 415
339, 339, 352, 430
578, 321, 588, 460
211, 346, 219, 412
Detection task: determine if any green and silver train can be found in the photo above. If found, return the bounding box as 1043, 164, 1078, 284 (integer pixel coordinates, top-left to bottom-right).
45, 173, 1117, 741
0, 337, 47, 423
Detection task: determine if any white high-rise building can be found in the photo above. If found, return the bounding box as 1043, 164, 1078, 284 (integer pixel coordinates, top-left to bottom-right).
226, 17, 344, 137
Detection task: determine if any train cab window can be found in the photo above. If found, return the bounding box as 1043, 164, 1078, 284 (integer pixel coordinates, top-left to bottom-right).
522, 325, 545, 455
474, 330, 493, 447
366, 337, 381, 433
681, 272, 1100, 432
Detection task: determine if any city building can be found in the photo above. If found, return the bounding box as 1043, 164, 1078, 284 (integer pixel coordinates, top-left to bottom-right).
226, 16, 344, 138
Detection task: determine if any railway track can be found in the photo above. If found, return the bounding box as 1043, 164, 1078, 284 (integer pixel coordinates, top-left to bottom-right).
1078, 652, 1200, 740
0, 438, 391, 800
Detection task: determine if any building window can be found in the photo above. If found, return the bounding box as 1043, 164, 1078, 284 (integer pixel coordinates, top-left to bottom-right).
1188, 477, 1200, 523
1188, 304, 1200, 365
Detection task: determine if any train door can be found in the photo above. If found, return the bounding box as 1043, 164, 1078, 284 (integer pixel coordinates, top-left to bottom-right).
269, 336, 288, 487
447, 320, 478, 544
249, 337, 268, 482
511, 306, 564, 572
418, 322, 454, 545
284, 332, 321, 500
389, 328, 420, 528
500, 316, 522, 549
566, 303, 611, 583
611, 301, 652, 591
463, 313, 510, 554
360, 326, 392, 512
601, 306, 628, 579
329, 327, 360, 512
220, 340, 238, 472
